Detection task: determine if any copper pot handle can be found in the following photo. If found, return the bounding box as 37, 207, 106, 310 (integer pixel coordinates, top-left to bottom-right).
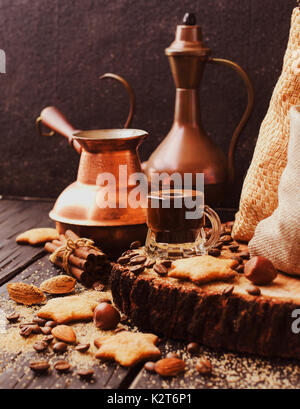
36, 106, 82, 153
100, 73, 135, 129
207, 58, 254, 185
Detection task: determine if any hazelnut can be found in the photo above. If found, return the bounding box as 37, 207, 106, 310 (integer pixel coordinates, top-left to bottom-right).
244, 256, 277, 285
93, 302, 121, 330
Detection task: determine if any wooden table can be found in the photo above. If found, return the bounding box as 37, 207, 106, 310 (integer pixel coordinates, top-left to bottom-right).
1, 197, 300, 390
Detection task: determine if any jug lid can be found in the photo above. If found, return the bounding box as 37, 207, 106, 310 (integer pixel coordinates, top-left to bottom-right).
165, 13, 211, 57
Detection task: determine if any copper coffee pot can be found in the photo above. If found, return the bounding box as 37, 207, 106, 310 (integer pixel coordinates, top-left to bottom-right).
143, 13, 254, 206
36, 74, 147, 256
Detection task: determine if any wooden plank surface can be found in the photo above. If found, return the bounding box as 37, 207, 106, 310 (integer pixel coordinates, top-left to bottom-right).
0, 199, 54, 285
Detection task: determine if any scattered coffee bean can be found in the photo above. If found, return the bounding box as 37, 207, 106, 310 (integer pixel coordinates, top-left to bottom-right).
19, 322, 35, 328
246, 285, 261, 296
75, 343, 90, 353
53, 342, 67, 353
153, 263, 168, 276
30, 324, 42, 334
6, 313, 19, 323
166, 352, 179, 359
187, 342, 200, 355
160, 259, 172, 268
145, 259, 155, 268
229, 244, 239, 253
41, 326, 52, 335
196, 358, 212, 375
43, 335, 54, 344
244, 256, 277, 285
129, 264, 145, 275
208, 248, 221, 257
33, 341, 48, 353
117, 255, 131, 265
239, 250, 250, 260
220, 229, 231, 237
231, 255, 243, 265
45, 320, 56, 328
129, 255, 147, 266
92, 282, 105, 292
29, 360, 50, 373
93, 302, 121, 330
20, 326, 33, 337
220, 235, 233, 244
144, 361, 156, 372
77, 368, 94, 380
32, 317, 47, 327
213, 241, 223, 250
54, 360, 70, 373
235, 264, 244, 274
222, 285, 234, 296
130, 241, 142, 249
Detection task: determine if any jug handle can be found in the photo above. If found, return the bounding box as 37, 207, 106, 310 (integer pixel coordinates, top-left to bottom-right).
207, 58, 254, 185
100, 73, 135, 129
36, 106, 82, 154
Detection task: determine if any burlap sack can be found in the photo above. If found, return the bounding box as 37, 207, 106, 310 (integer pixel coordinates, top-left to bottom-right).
248, 106, 300, 275
232, 7, 300, 242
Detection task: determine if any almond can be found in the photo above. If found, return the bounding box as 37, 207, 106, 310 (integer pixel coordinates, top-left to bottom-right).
51, 325, 76, 344
7, 283, 46, 305
154, 358, 186, 377
40, 275, 76, 294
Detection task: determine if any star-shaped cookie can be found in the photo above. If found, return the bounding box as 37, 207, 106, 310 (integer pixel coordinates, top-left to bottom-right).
95, 331, 161, 367
168, 255, 237, 284
16, 228, 59, 245
37, 295, 98, 324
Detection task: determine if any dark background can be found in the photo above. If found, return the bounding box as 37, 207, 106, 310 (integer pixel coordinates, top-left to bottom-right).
0, 0, 296, 207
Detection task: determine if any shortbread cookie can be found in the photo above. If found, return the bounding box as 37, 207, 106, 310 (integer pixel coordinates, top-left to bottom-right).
168, 255, 237, 284
37, 295, 98, 324
16, 228, 59, 245
95, 331, 161, 367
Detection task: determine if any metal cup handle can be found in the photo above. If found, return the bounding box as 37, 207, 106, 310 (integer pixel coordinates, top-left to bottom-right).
208, 58, 254, 185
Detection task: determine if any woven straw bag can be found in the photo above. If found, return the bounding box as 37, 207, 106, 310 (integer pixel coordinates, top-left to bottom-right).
232, 7, 300, 242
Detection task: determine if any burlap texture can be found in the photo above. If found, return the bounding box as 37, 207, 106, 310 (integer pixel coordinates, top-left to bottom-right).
232, 8, 300, 241
248, 106, 300, 275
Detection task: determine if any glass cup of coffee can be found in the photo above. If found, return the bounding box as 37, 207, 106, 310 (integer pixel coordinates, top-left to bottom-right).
145, 189, 221, 259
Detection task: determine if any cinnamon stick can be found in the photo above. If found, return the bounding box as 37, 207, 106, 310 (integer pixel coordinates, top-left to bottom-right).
51, 259, 94, 287
64, 230, 107, 264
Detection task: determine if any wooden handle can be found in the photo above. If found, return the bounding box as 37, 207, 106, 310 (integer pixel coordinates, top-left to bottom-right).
36, 106, 82, 154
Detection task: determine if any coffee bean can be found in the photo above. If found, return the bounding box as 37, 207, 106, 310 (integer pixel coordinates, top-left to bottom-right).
43, 335, 54, 344
235, 264, 244, 274
144, 361, 156, 372
129, 255, 147, 266
129, 264, 145, 275
229, 244, 239, 253
32, 317, 47, 327
220, 229, 231, 237
145, 259, 155, 269
187, 342, 200, 355
53, 342, 67, 353
6, 313, 19, 323
29, 360, 50, 373
166, 352, 179, 359
20, 326, 33, 337
213, 241, 223, 250
41, 326, 52, 335
75, 343, 90, 353
54, 360, 70, 373
30, 324, 42, 334
220, 235, 233, 244
246, 285, 261, 296
222, 285, 234, 296
33, 341, 48, 353
196, 358, 212, 375
208, 248, 221, 257
45, 320, 56, 328
130, 241, 142, 249
19, 322, 35, 328
231, 256, 243, 265
77, 368, 94, 379
239, 251, 250, 260
153, 263, 168, 276
117, 255, 131, 265
160, 259, 172, 268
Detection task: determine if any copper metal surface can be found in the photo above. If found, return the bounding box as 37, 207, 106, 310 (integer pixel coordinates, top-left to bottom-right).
36, 74, 147, 255
144, 15, 254, 206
